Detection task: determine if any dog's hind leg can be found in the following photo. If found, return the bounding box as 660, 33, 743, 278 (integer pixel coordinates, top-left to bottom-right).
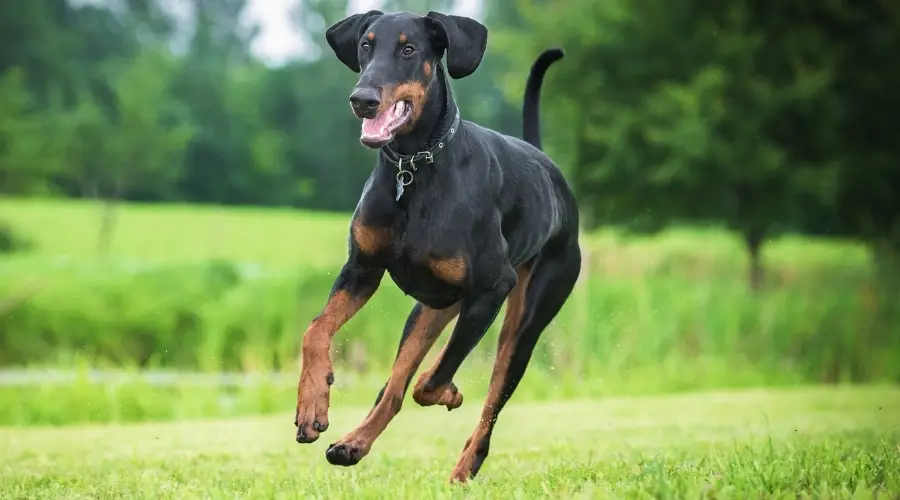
409, 263, 518, 409
411, 340, 465, 411
448, 234, 582, 483
324, 302, 459, 466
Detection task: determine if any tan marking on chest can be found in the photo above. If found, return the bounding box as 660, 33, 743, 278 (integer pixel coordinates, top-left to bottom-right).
427, 256, 467, 285
352, 220, 391, 254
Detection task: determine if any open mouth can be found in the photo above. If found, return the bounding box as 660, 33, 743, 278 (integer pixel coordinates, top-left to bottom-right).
360, 100, 412, 148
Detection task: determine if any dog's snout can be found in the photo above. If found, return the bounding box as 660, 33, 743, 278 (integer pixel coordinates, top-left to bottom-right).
349, 88, 381, 118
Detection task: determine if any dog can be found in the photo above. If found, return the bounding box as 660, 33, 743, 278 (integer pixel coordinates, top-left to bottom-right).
294, 9, 581, 483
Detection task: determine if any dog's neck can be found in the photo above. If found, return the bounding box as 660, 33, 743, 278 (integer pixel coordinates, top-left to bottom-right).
386, 63, 457, 157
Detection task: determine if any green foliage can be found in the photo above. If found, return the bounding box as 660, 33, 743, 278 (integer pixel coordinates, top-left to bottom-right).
500, 0, 830, 239
492, 0, 899, 287
0, 0, 521, 212
0, 68, 61, 194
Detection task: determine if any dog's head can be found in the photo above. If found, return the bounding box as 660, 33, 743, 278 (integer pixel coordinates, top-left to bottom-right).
326, 11, 488, 149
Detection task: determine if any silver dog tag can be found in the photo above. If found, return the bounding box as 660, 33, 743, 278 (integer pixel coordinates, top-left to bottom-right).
395, 179, 404, 201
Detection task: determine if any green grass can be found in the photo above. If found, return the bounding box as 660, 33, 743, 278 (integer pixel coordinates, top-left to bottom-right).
0, 360, 811, 426
0, 197, 349, 269
0, 196, 871, 270
1, 386, 898, 499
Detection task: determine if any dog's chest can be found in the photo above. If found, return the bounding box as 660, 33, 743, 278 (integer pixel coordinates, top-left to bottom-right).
384, 246, 463, 309
381, 211, 465, 308
354, 181, 468, 307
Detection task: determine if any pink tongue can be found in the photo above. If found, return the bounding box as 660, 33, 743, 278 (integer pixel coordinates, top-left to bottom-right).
362, 102, 404, 141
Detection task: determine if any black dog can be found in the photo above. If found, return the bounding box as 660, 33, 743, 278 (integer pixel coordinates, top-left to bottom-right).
294, 9, 581, 483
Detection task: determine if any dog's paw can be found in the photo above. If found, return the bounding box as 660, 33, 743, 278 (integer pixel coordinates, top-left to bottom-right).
444, 382, 464, 411
413, 377, 464, 410
448, 438, 487, 484
449, 454, 476, 484
295, 372, 333, 443
325, 438, 370, 467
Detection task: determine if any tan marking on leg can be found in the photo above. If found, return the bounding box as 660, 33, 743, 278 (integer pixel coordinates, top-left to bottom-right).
296, 289, 373, 442
449, 267, 533, 483
427, 256, 467, 285
352, 219, 390, 254
328, 304, 460, 459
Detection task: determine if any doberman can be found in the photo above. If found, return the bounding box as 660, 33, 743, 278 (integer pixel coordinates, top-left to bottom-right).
294, 9, 581, 483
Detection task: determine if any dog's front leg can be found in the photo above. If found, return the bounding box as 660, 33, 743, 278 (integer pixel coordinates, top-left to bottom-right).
324, 302, 460, 466
295, 261, 384, 444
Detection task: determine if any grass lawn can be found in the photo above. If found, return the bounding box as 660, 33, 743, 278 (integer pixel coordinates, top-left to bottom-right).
1, 197, 870, 273
1, 386, 897, 499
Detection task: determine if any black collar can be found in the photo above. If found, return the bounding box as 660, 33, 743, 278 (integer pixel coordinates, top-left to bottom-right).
379, 68, 462, 201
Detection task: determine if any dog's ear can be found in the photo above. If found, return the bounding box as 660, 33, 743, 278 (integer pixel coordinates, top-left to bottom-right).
424, 11, 488, 79
325, 10, 384, 72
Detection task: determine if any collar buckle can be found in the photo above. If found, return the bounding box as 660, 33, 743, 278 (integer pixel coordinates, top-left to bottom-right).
401, 151, 433, 171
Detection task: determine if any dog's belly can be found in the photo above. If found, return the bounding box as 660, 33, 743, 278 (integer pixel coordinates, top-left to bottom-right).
386, 260, 463, 310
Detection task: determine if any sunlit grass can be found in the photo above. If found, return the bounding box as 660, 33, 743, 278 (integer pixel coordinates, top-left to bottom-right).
1, 385, 897, 498
1, 197, 870, 274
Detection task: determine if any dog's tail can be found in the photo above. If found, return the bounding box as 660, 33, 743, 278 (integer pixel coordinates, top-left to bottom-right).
522, 48, 564, 151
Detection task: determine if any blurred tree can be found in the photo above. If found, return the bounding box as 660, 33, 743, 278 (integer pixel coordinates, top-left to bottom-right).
0, 68, 61, 195
497, 0, 851, 290
818, 2, 900, 279
0, 0, 524, 212
55, 49, 193, 254
171, 0, 262, 205
0, 0, 76, 104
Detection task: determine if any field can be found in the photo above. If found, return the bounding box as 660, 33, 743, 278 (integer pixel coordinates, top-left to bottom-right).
2, 198, 898, 497
0, 197, 871, 270
2, 386, 898, 499
2, 197, 900, 426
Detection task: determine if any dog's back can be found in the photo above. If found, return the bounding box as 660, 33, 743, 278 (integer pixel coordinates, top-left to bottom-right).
448, 49, 577, 267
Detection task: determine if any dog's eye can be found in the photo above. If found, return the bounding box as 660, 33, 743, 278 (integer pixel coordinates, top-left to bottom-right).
401, 45, 416, 56
360, 41, 370, 51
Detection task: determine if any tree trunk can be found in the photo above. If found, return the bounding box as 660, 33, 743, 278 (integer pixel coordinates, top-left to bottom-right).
872, 240, 900, 292
745, 230, 765, 292
871, 240, 900, 329
97, 179, 123, 256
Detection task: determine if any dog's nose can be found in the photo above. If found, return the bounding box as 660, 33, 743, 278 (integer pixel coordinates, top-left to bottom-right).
349, 88, 381, 118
